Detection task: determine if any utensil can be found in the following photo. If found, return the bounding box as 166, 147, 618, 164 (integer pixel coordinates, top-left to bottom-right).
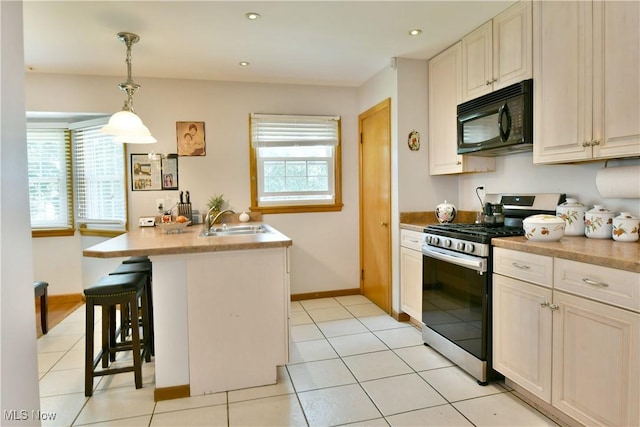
435, 200, 456, 223
585, 205, 616, 239
556, 198, 588, 236
612, 212, 639, 242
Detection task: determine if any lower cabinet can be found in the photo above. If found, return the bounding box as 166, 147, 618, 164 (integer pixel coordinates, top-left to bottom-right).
400, 229, 423, 321
493, 247, 640, 427
493, 273, 553, 402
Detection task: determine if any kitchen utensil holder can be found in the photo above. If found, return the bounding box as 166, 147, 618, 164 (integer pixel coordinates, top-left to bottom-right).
178, 203, 192, 224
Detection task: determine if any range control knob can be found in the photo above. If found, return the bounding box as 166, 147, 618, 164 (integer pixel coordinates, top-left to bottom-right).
431, 237, 440, 245
444, 239, 452, 248
465, 243, 475, 253
456, 242, 464, 251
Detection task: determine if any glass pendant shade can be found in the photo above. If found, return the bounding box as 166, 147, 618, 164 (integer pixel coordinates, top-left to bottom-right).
101, 110, 157, 143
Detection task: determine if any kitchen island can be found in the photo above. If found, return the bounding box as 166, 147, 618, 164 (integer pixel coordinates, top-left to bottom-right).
83, 223, 292, 401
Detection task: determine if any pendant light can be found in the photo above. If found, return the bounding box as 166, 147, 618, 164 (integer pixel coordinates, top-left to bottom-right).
101, 32, 157, 144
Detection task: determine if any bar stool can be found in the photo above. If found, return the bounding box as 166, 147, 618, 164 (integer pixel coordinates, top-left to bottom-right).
84, 272, 150, 397
109, 261, 154, 355
34, 281, 49, 334
123, 255, 151, 264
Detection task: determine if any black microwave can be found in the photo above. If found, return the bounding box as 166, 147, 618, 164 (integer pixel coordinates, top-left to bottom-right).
457, 79, 533, 156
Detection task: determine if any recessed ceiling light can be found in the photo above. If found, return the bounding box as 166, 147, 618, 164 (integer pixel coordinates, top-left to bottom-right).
245, 12, 260, 20
409, 29, 422, 36
239, 61, 250, 67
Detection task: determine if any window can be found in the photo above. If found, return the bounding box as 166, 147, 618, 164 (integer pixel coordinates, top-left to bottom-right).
27, 125, 74, 236
71, 119, 127, 235
249, 114, 343, 213
26, 118, 127, 237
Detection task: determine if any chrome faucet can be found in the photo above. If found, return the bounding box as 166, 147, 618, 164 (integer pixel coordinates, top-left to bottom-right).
204, 208, 236, 231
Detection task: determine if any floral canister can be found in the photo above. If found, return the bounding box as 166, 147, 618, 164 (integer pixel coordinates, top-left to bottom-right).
523, 214, 566, 241
556, 198, 589, 236
612, 212, 640, 242
584, 205, 616, 239
435, 200, 456, 224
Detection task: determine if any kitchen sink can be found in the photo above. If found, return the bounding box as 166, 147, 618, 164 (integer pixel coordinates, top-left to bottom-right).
199, 224, 269, 237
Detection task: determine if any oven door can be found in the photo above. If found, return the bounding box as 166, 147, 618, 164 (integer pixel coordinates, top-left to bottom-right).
421, 244, 489, 361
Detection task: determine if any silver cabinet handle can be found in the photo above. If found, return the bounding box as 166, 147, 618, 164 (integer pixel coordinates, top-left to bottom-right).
540, 301, 550, 308
582, 278, 609, 288
512, 262, 530, 270
582, 141, 591, 147
591, 139, 600, 146
548, 304, 560, 311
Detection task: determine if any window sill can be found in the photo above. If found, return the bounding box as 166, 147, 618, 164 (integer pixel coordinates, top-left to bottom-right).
32, 229, 75, 238
251, 203, 343, 214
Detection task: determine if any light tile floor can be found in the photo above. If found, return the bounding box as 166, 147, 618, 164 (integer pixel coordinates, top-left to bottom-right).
37, 295, 560, 426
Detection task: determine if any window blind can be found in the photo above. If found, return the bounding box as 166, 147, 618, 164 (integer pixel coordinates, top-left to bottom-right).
73, 124, 126, 229
27, 128, 73, 229
251, 114, 340, 148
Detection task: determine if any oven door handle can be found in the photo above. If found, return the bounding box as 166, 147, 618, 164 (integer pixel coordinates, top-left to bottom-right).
422, 245, 487, 274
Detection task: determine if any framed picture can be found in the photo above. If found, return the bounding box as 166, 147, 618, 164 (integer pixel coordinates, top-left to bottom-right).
161, 154, 179, 190
177, 121, 206, 156
131, 154, 179, 191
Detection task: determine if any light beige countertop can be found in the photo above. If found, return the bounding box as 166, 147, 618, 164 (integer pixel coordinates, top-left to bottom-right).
83, 223, 292, 258
493, 236, 640, 273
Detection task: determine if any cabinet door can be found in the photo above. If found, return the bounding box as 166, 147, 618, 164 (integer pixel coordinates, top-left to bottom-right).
428, 43, 495, 175
493, 274, 553, 402
533, 1, 592, 164
493, 0, 532, 90
462, 20, 493, 102
592, 0, 640, 159
400, 246, 422, 320
429, 42, 464, 175
552, 292, 640, 427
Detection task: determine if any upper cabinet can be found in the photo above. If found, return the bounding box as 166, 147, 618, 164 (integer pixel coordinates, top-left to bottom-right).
428, 42, 495, 175
533, 1, 640, 164
461, 1, 532, 102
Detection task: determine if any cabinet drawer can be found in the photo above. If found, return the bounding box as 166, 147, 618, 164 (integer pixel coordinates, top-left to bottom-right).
400, 229, 424, 251
554, 258, 640, 313
493, 247, 553, 287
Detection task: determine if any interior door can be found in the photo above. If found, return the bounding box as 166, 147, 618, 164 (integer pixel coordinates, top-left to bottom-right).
359, 98, 391, 312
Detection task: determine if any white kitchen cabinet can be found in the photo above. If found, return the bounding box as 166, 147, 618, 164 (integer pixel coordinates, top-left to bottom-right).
400, 229, 423, 321
493, 248, 553, 402
552, 291, 639, 427
461, 1, 532, 102
533, 0, 640, 164
493, 247, 640, 426
428, 42, 495, 175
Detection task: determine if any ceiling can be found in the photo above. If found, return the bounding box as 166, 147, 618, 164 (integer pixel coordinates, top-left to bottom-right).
23, 1, 516, 88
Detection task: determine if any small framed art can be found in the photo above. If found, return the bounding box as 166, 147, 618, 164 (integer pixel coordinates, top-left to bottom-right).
131, 154, 179, 191
177, 121, 206, 156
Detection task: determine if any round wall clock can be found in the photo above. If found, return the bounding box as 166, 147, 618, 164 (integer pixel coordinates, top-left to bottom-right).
408, 130, 420, 151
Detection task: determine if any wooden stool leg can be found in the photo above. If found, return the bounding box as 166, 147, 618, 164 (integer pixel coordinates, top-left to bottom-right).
102, 306, 111, 368
128, 293, 143, 389
40, 288, 48, 334
85, 300, 95, 397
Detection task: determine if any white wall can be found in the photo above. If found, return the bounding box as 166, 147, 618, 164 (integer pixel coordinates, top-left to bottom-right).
26, 74, 361, 296
1, 1, 42, 422
459, 153, 640, 216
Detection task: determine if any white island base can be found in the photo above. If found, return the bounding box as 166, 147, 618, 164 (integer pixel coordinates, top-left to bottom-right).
151, 247, 290, 397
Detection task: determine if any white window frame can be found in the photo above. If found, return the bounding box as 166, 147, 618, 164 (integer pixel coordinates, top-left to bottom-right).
250, 113, 343, 213
26, 117, 128, 237
26, 123, 74, 235
70, 118, 128, 235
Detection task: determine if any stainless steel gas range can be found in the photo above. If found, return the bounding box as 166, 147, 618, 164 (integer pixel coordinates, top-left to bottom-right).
421, 193, 565, 385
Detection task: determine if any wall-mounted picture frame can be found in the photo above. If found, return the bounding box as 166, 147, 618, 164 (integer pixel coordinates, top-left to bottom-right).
131, 154, 179, 191
177, 121, 206, 156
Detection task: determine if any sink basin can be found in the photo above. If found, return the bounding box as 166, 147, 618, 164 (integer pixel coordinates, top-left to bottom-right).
200, 224, 269, 237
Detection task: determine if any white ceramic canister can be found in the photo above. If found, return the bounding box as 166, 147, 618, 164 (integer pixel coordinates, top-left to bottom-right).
435, 200, 456, 224
556, 198, 589, 236
584, 205, 616, 239
612, 212, 640, 242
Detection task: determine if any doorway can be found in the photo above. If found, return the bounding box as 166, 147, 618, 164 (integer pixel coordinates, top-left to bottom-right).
359, 98, 391, 313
